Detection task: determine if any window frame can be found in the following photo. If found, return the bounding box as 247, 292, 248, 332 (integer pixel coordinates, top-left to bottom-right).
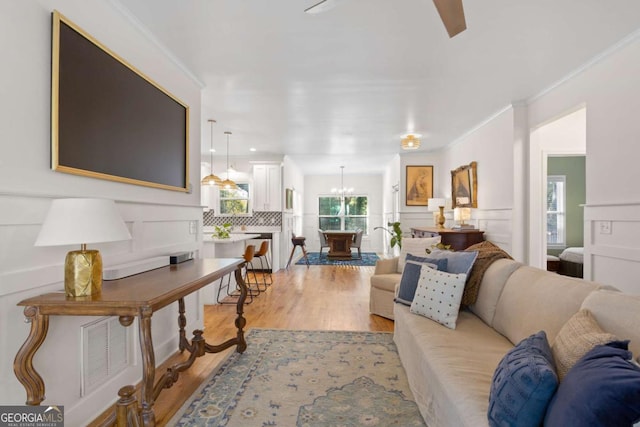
547, 175, 566, 249
217, 182, 251, 216
318, 194, 369, 234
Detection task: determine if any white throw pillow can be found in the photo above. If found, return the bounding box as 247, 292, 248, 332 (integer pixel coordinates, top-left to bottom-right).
410, 265, 466, 329
397, 237, 441, 273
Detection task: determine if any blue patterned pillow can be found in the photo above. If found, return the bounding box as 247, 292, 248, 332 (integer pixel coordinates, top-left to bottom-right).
395, 255, 448, 306
488, 331, 558, 427
544, 341, 640, 427
425, 248, 478, 276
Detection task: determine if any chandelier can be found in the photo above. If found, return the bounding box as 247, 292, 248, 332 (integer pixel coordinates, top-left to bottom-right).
331, 166, 353, 198
401, 134, 421, 150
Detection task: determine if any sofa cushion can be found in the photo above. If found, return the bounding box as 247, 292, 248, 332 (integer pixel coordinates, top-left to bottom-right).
492, 266, 600, 345
394, 304, 513, 427
410, 267, 466, 329
544, 341, 640, 427
396, 257, 447, 306
425, 248, 478, 276
551, 308, 618, 381
580, 289, 640, 358
397, 237, 441, 273
488, 331, 558, 427
469, 259, 521, 328
370, 273, 401, 293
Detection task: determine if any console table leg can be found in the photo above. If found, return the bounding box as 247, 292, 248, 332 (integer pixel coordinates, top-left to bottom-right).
13, 306, 48, 405
177, 298, 189, 353
138, 307, 156, 427
233, 266, 247, 353
116, 385, 142, 427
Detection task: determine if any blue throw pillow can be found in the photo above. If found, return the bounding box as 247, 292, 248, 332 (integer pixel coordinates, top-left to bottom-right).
488, 331, 558, 427
544, 341, 640, 427
395, 255, 448, 306
425, 248, 478, 277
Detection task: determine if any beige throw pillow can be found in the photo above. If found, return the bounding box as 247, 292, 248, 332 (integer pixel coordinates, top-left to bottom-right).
397, 237, 441, 273
551, 309, 618, 381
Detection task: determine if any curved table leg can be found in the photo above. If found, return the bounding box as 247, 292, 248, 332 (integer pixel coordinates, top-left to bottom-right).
138, 306, 156, 427
13, 306, 49, 405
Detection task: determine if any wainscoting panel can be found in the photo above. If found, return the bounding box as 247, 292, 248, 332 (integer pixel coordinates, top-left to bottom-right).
584, 203, 640, 295
0, 193, 205, 418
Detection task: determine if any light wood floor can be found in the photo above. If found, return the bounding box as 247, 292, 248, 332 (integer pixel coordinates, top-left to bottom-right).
90, 264, 394, 426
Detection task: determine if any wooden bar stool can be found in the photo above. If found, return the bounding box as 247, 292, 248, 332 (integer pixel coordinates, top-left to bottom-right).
254, 240, 273, 287
286, 232, 309, 268
216, 244, 259, 304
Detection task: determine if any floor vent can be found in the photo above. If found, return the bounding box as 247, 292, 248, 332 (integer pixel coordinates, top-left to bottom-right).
81, 317, 130, 396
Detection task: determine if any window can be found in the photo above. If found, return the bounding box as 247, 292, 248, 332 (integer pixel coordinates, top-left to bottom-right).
319, 195, 368, 233
547, 175, 566, 247
219, 183, 250, 215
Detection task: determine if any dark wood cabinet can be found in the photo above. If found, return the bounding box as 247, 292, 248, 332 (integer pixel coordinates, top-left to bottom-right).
411, 227, 484, 251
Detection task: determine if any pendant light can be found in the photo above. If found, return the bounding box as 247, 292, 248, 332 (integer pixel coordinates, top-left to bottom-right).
201, 119, 222, 186
220, 131, 238, 189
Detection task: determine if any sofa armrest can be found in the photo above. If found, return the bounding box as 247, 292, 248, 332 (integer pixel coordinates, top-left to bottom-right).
374, 257, 399, 275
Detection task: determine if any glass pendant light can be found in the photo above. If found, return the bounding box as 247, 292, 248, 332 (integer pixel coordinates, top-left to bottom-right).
201, 119, 223, 186
220, 131, 238, 189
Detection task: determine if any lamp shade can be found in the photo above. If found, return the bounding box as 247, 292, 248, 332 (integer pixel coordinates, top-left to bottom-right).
427, 198, 446, 212
454, 207, 471, 222
35, 198, 131, 247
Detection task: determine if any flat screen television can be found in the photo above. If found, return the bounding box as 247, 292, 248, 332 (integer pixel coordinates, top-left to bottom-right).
51, 10, 190, 192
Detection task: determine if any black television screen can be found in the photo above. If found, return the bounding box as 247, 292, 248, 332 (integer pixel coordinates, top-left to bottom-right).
51, 10, 189, 192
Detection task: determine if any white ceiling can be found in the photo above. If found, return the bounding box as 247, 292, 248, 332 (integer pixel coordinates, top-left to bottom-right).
117, 0, 640, 175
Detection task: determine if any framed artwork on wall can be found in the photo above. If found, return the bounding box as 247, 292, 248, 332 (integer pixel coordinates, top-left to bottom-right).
406, 165, 434, 206
451, 161, 478, 208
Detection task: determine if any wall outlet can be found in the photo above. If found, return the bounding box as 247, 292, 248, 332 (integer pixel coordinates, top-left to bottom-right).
189, 220, 197, 235
599, 221, 612, 235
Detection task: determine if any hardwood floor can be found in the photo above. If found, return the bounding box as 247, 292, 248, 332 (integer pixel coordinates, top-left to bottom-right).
90, 264, 394, 426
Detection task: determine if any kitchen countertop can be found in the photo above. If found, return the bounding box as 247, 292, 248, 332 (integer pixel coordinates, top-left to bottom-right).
203, 226, 281, 234
203, 233, 260, 244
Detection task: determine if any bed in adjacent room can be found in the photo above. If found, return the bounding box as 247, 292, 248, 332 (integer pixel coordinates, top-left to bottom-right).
558, 247, 583, 278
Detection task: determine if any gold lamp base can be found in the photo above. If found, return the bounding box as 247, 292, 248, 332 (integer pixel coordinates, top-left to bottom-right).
437, 206, 446, 229
64, 249, 102, 297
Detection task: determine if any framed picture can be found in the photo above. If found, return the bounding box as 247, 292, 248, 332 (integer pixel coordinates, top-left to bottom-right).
406, 165, 434, 206
451, 161, 478, 208
285, 188, 294, 210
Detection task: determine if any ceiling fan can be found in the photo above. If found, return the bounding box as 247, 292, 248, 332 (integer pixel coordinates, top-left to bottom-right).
304, 0, 467, 38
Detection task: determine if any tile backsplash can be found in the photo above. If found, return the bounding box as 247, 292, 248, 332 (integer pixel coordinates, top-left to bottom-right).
203, 210, 282, 227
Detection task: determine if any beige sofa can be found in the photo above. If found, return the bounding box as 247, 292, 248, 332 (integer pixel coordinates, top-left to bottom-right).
390, 258, 640, 427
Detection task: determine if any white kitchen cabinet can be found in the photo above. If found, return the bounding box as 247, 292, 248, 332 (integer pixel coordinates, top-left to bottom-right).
253, 164, 281, 212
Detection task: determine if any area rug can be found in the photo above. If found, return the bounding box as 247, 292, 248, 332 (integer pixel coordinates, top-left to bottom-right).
170, 328, 425, 426
296, 252, 379, 266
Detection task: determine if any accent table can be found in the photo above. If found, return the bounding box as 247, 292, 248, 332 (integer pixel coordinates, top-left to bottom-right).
13, 258, 248, 427
411, 227, 485, 251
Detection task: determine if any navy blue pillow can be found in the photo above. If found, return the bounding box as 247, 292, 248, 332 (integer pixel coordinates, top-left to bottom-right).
395, 254, 448, 306
488, 331, 558, 427
544, 341, 640, 427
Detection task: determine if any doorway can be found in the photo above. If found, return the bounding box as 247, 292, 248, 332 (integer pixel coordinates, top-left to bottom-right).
529, 107, 586, 269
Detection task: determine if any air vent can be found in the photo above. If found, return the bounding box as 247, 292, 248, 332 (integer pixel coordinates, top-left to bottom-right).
81, 317, 130, 396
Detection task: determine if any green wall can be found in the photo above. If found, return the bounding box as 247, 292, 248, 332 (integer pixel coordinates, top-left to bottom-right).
547, 156, 585, 256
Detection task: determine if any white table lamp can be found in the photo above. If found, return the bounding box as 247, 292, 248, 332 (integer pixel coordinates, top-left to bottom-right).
35, 198, 131, 297
453, 207, 473, 229
428, 198, 446, 229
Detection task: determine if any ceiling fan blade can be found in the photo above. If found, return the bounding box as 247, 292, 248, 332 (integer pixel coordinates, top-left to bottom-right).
304, 0, 339, 14
432, 0, 467, 38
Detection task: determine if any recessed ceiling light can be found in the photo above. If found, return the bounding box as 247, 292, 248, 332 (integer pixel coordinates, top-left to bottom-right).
209, 148, 216, 152
250, 148, 257, 152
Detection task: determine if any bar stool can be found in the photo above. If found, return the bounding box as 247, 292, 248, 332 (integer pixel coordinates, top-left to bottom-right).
254, 240, 273, 287
286, 232, 309, 269
216, 244, 259, 305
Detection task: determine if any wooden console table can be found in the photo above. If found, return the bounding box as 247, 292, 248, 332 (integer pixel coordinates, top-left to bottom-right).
13, 258, 247, 427
323, 231, 357, 259
411, 227, 484, 251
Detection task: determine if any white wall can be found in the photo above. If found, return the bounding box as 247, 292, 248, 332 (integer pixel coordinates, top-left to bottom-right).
0, 2, 204, 424
527, 34, 640, 294
303, 174, 384, 253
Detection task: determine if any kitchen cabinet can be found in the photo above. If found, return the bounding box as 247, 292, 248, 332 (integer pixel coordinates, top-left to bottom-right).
253, 164, 281, 212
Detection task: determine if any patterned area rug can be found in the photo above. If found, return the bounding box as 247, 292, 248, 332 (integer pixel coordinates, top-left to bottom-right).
170, 329, 425, 426
296, 252, 380, 266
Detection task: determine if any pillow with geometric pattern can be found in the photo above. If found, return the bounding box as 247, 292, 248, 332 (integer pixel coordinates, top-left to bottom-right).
409, 265, 466, 329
